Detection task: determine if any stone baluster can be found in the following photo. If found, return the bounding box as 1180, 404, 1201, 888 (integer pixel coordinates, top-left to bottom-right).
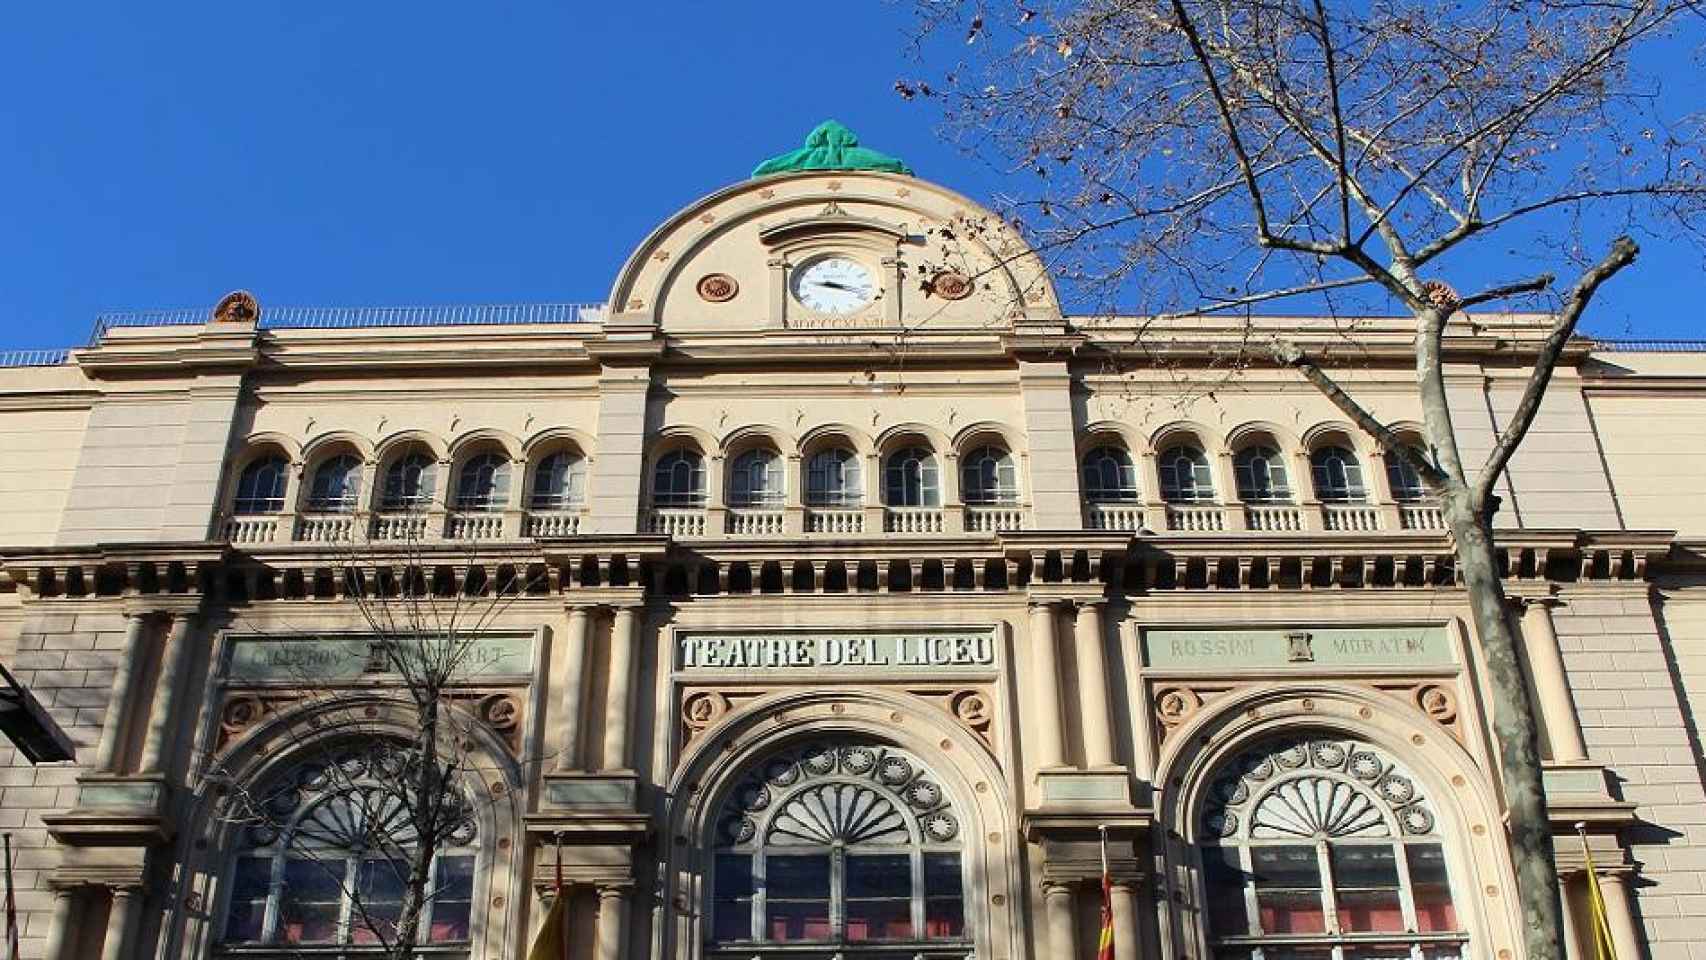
1074, 599, 1116, 767
1027, 602, 1067, 770
139, 609, 199, 774
602, 606, 640, 770
553, 605, 595, 772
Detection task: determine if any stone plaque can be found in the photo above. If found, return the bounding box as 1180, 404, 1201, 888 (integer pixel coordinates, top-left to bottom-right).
225, 634, 534, 683
677, 630, 997, 674
1142, 625, 1452, 669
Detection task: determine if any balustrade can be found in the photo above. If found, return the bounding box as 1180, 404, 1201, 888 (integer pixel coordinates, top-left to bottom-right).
294, 513, 355, 542
1086, 502, 1144, 532
371, 512, 429, 541
646, 508, 707, 537
222, 514, 280, 544
525, 510, 581, 537
1399, 502, 1446, 531
1322, 503, 1382, 531
447, 511, 505, 540
884, 507, 945, 534
966, 504, 1026, 533
726, 509, 784, 536
1165, 503, 1225, 532
1244, 504, 1304, 532
804, 507, 864, 534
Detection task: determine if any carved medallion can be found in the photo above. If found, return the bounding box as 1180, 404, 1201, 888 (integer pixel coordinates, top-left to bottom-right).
928, 271, 973, 301
696, 273, 740, 303
211, 290, 260, 324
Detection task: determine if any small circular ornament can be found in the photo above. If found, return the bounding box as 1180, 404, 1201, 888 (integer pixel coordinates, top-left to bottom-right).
928, 271, 974, 300
696, 273, 739, 302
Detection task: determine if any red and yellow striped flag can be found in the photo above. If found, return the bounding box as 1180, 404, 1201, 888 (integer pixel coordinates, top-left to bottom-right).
1098, 826, 1115, 960
1578, 824, 1618, 960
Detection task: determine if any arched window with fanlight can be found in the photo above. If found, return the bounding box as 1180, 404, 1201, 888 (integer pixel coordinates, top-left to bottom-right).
381, 452, 437, 511
454, 453, 511, 512
1385, 447, 1430, 503
730, 449, 785, 508
307, 455, 363, 513
708, 741, 968, 953
806, 448, 862, 507
1197, 735, 1467, 960
530, 451, 586, 511
1159, 444, 1215, 502
1311, 446, 1368, 503
1233, 445, 1291, 503
1082, 446, 1139, 502
235, 456, 290, 515
221, 742, 478, 951
883, 447, 940, 507
960, 445, 1018, 504
653, 449, 707, 508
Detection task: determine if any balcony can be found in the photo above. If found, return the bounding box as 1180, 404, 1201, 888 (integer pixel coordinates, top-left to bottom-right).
884, 507, 945, 534
294, 513, 356, 543
1165, 503, 1225, 532
966, 505, 1026, 533
1244, 504, 1304, 532
646, 508, 708, 537
524, 511, 581, 537
804, 508, 865, 534
371, 513, 430, 541
1321, 503, 1382, 532
727, 509, 785, 537
223, 515, 283, 544
446, 511, 506, 540
1399, 502, 1446, 531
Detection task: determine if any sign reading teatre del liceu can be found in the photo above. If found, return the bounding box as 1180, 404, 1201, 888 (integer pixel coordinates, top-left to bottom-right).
678, 631, 997, 673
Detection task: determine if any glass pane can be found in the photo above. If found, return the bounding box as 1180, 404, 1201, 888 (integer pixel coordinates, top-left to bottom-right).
924, 853, 963, 896
925, 852, 965, 937
429, 856, 474, 941
1202, 845, 1251, 937
1251, 846, 1325, 934
846, 898, 912, 940
1408, 842, 1459, 932
846, 855, 910, 898
846, 854, 913, 940
716, 854, 756, 899
280, 859, 346, 943
766, 855, 830, 897
224, 856, 272, 941
351, 859, 406, 944
1332, 845, 1405, 932
766, 901, 831, 941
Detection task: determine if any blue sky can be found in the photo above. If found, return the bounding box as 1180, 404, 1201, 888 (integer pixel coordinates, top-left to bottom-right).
0, 2, 1699, 351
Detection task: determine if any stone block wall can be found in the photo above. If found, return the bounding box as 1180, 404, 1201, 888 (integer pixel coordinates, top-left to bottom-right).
0, 608, 126, 960
1555, 588, 1706, 960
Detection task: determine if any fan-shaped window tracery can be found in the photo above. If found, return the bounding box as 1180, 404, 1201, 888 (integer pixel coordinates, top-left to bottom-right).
221, 742, 478, 952
709, 741, 968, 954
1198, 735, 1466, 960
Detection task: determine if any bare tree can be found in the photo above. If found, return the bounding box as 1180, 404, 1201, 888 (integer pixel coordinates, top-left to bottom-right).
207, 517, 548, 960
903, 2, 1706, 958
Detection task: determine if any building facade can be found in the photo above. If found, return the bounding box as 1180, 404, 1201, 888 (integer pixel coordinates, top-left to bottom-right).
3, 129, 1706, 960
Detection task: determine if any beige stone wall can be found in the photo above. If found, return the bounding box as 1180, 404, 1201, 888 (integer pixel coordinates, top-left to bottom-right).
1557, 586, 1706, 959
0, 407, 87, 546
1588, 389, 1706, 537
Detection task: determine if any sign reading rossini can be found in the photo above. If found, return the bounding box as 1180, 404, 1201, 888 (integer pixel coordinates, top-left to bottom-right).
677, 630, 997, 673
1141, 624, 1453, 669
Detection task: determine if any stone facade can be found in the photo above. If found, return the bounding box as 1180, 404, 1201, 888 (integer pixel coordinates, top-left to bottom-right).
0, 162, 1703, 960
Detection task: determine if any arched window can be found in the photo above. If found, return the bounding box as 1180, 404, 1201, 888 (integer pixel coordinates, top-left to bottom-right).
530, 452, 586, 511
730, 449, 785, 508
307, 455, 362, 513
960, 445, 1018, 504
235, 456, 289, 515
653, 449, 706, 508
883, 447, 940, 507
1082, 446, 1139, 502
709, 742, 968, 950
1233, 445, 1291, 503
1311, 446, 1367, 503
1386, 447, 1430, 502
381, 452, 437, 511
1198, 735, 1466, 959
222, 742, 477, 948
454, 453, 511, 512
1159, 444, 1215, 502
806, 448, 863, 507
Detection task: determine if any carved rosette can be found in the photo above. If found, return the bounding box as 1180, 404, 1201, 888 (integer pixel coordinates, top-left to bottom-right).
1154, 686, 1204, 741
211, 289, 260, 324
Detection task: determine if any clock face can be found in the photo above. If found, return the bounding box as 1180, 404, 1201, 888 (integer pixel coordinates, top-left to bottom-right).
790, 256, 876, 315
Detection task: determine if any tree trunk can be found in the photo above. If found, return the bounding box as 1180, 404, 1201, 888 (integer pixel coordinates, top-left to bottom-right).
389, 697, 443, 960
1445, 496, 1565, 960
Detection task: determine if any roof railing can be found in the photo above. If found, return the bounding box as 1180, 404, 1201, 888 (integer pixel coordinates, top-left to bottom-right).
88, 301, 605, 344
1587, 339, 1706, 353
0, 349, 72, 368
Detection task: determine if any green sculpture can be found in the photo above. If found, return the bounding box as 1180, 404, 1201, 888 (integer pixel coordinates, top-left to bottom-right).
752, 120, 913, 177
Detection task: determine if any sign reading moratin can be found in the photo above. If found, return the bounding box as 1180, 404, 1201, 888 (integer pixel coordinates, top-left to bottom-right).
224, 634, 535, 683
677, 631, 997, 673
1141, 625, 1453, 669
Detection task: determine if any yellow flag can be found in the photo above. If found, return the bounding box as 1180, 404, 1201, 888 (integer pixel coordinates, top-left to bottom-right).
527, 889, 568, 960
1579, 825, 1618, 960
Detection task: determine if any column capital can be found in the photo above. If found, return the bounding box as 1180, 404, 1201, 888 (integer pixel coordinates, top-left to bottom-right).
595, 881, 636, 899
1041, 879, 1080, 896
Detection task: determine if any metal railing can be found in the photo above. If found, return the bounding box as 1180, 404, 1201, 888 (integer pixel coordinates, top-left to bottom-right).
89, 302, 605, 344
1588, 339, 1706, 353
0, 349, 71, 368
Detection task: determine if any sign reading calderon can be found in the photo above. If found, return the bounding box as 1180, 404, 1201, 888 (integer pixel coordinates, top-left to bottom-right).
677, 631, 997, 673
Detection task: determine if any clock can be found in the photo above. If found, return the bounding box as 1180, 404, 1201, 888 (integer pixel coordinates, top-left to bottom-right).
790, 255, 876, 315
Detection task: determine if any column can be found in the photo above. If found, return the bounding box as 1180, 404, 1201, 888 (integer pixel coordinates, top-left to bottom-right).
553, 606, 594, 772
1558, 875, 1582, 960
139, 610, 197, 774
1109, 881, 1141, 960
93, 612, 152, 773
1043, 881, 1080, 959
1074, 600, 1116, 768
1598, 872, 1643, 960
1520, 598, 1588, 762
602, 606, 639, 771
99, 887, 141, 960
40, 888, 75, 960
1028, 602, 1067, 769
595, 885, 631, 960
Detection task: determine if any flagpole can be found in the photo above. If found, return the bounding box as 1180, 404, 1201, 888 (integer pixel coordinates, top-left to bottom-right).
1099, 824, 1110, 878
1576, 821, 1619, 960
3, 832, 17, 960
555, 832, 566, 960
